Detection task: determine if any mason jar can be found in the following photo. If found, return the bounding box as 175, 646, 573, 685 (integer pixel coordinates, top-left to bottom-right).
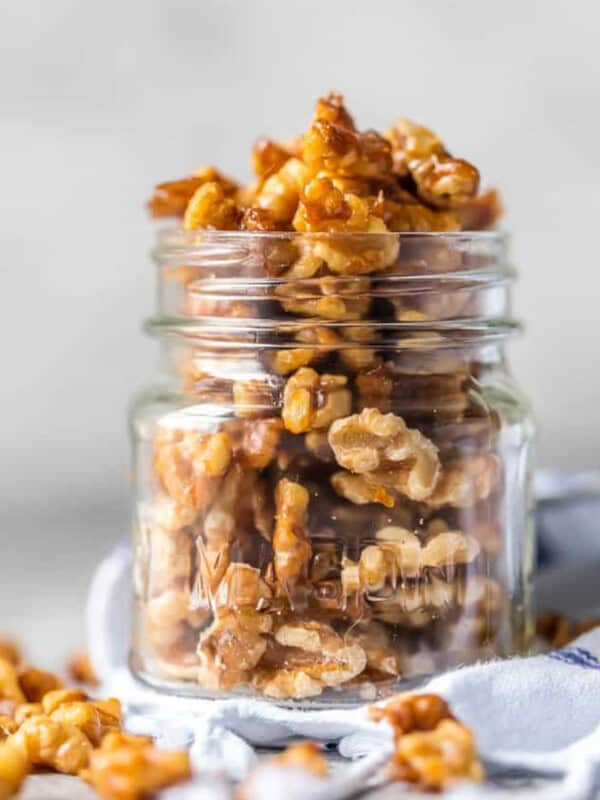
129, 229, 535, 704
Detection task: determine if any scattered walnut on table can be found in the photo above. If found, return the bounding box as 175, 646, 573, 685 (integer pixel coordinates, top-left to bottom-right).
371, 692, 483, 789
12, 713, 93, 774
270, 740, 328, 776
81, 731, 191, 800
0, 641, 20, 668
0, 717, 16, 741
0, 658, 25, 705
536, 611, 600, 649
0, 738, 29, 799
18, 667, 63, 704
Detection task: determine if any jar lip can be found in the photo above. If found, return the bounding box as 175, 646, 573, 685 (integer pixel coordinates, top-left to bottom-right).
145, 315, 522, 345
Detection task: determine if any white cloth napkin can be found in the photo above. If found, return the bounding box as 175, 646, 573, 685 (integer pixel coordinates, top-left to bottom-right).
88, 541, 600, 799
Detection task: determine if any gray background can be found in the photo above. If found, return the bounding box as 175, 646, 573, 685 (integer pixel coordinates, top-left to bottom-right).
1, 0, 599, 662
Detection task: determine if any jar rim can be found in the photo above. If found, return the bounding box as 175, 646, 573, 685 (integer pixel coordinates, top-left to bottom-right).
155, 226, 508, 245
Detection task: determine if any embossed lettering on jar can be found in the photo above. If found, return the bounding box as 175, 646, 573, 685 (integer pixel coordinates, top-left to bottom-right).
129, 230, 535, 704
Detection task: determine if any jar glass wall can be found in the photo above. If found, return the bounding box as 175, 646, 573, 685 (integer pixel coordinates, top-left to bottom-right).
129, 230, 535, 704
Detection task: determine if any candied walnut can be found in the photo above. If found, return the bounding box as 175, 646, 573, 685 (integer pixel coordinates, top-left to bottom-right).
328, 409, 440, 502
381, 195, 461, 232
536, 611, 600, 649
198, 465, 244, 592
81, 731, 191, 800
0, 641, 20, 667
301, 117, 392, 181
13, 713, 92, 774
411, 154, 480, 210
0, 658, 25, 705
371, 693, 482, 788
338, 325, 380, 372
293, 177, 377, 233
276, 274, 371, 320
41, 689, 88, 715
313, 91, 355, 129
273, 620, 367, 688
269, 326, 341, 375
18, 667, 63, 703
347, 623, 402, 677
252, 668, 323, 700
331, 472, 395, 507
282, 367, 351, 434
0, 718, 16, 741
389, 719, 483, 788
386, 118, 479, 209
213, 563, 271, 612
305, 431, 334, 462
199, 464, 272, 591
147, 524, 193, 597
420, 531, 480, 569
182, 180, 240, 231
254, 620, 367, 699
313, 228, 399, 277
154, 425, 231, 510
427, 455, 501, 508
147, 495, 197, 533
230, 417, 283, 469
49, 698, 121, 747
0, 739, 29, 800
271, 740, 327, 776
238, 740, 328, 800
240, 206, 285, 231
342, 528, 479, 596
251, 138, 291, 180
147, 166, 238, 218
370, 692, 451, 732
255, 157, 310, 225
147, 587, 208, 632
273, 478, 312, 584
356, 366, 394, 413
13, 704, 43, 725
197, 609, 272, 689
232, 377, 282, 419
456, 188, 503, 230
371, 575, 469, 627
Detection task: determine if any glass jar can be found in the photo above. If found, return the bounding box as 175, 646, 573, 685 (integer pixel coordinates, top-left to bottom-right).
129, 229, 535, 704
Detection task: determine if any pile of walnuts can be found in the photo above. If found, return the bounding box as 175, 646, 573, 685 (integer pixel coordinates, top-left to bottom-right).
0, 640, 190, 800
148, 91, 500, 236
137, 92, 508, 700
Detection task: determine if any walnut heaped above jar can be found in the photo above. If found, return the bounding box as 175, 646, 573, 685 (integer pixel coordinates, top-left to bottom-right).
129, 92, 535, 704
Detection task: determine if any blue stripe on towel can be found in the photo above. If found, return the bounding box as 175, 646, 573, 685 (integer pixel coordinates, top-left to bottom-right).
548, 646, 600, 670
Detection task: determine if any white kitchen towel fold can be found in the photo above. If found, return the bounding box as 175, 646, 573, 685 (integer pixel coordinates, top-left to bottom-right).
89, 541, 600, 799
